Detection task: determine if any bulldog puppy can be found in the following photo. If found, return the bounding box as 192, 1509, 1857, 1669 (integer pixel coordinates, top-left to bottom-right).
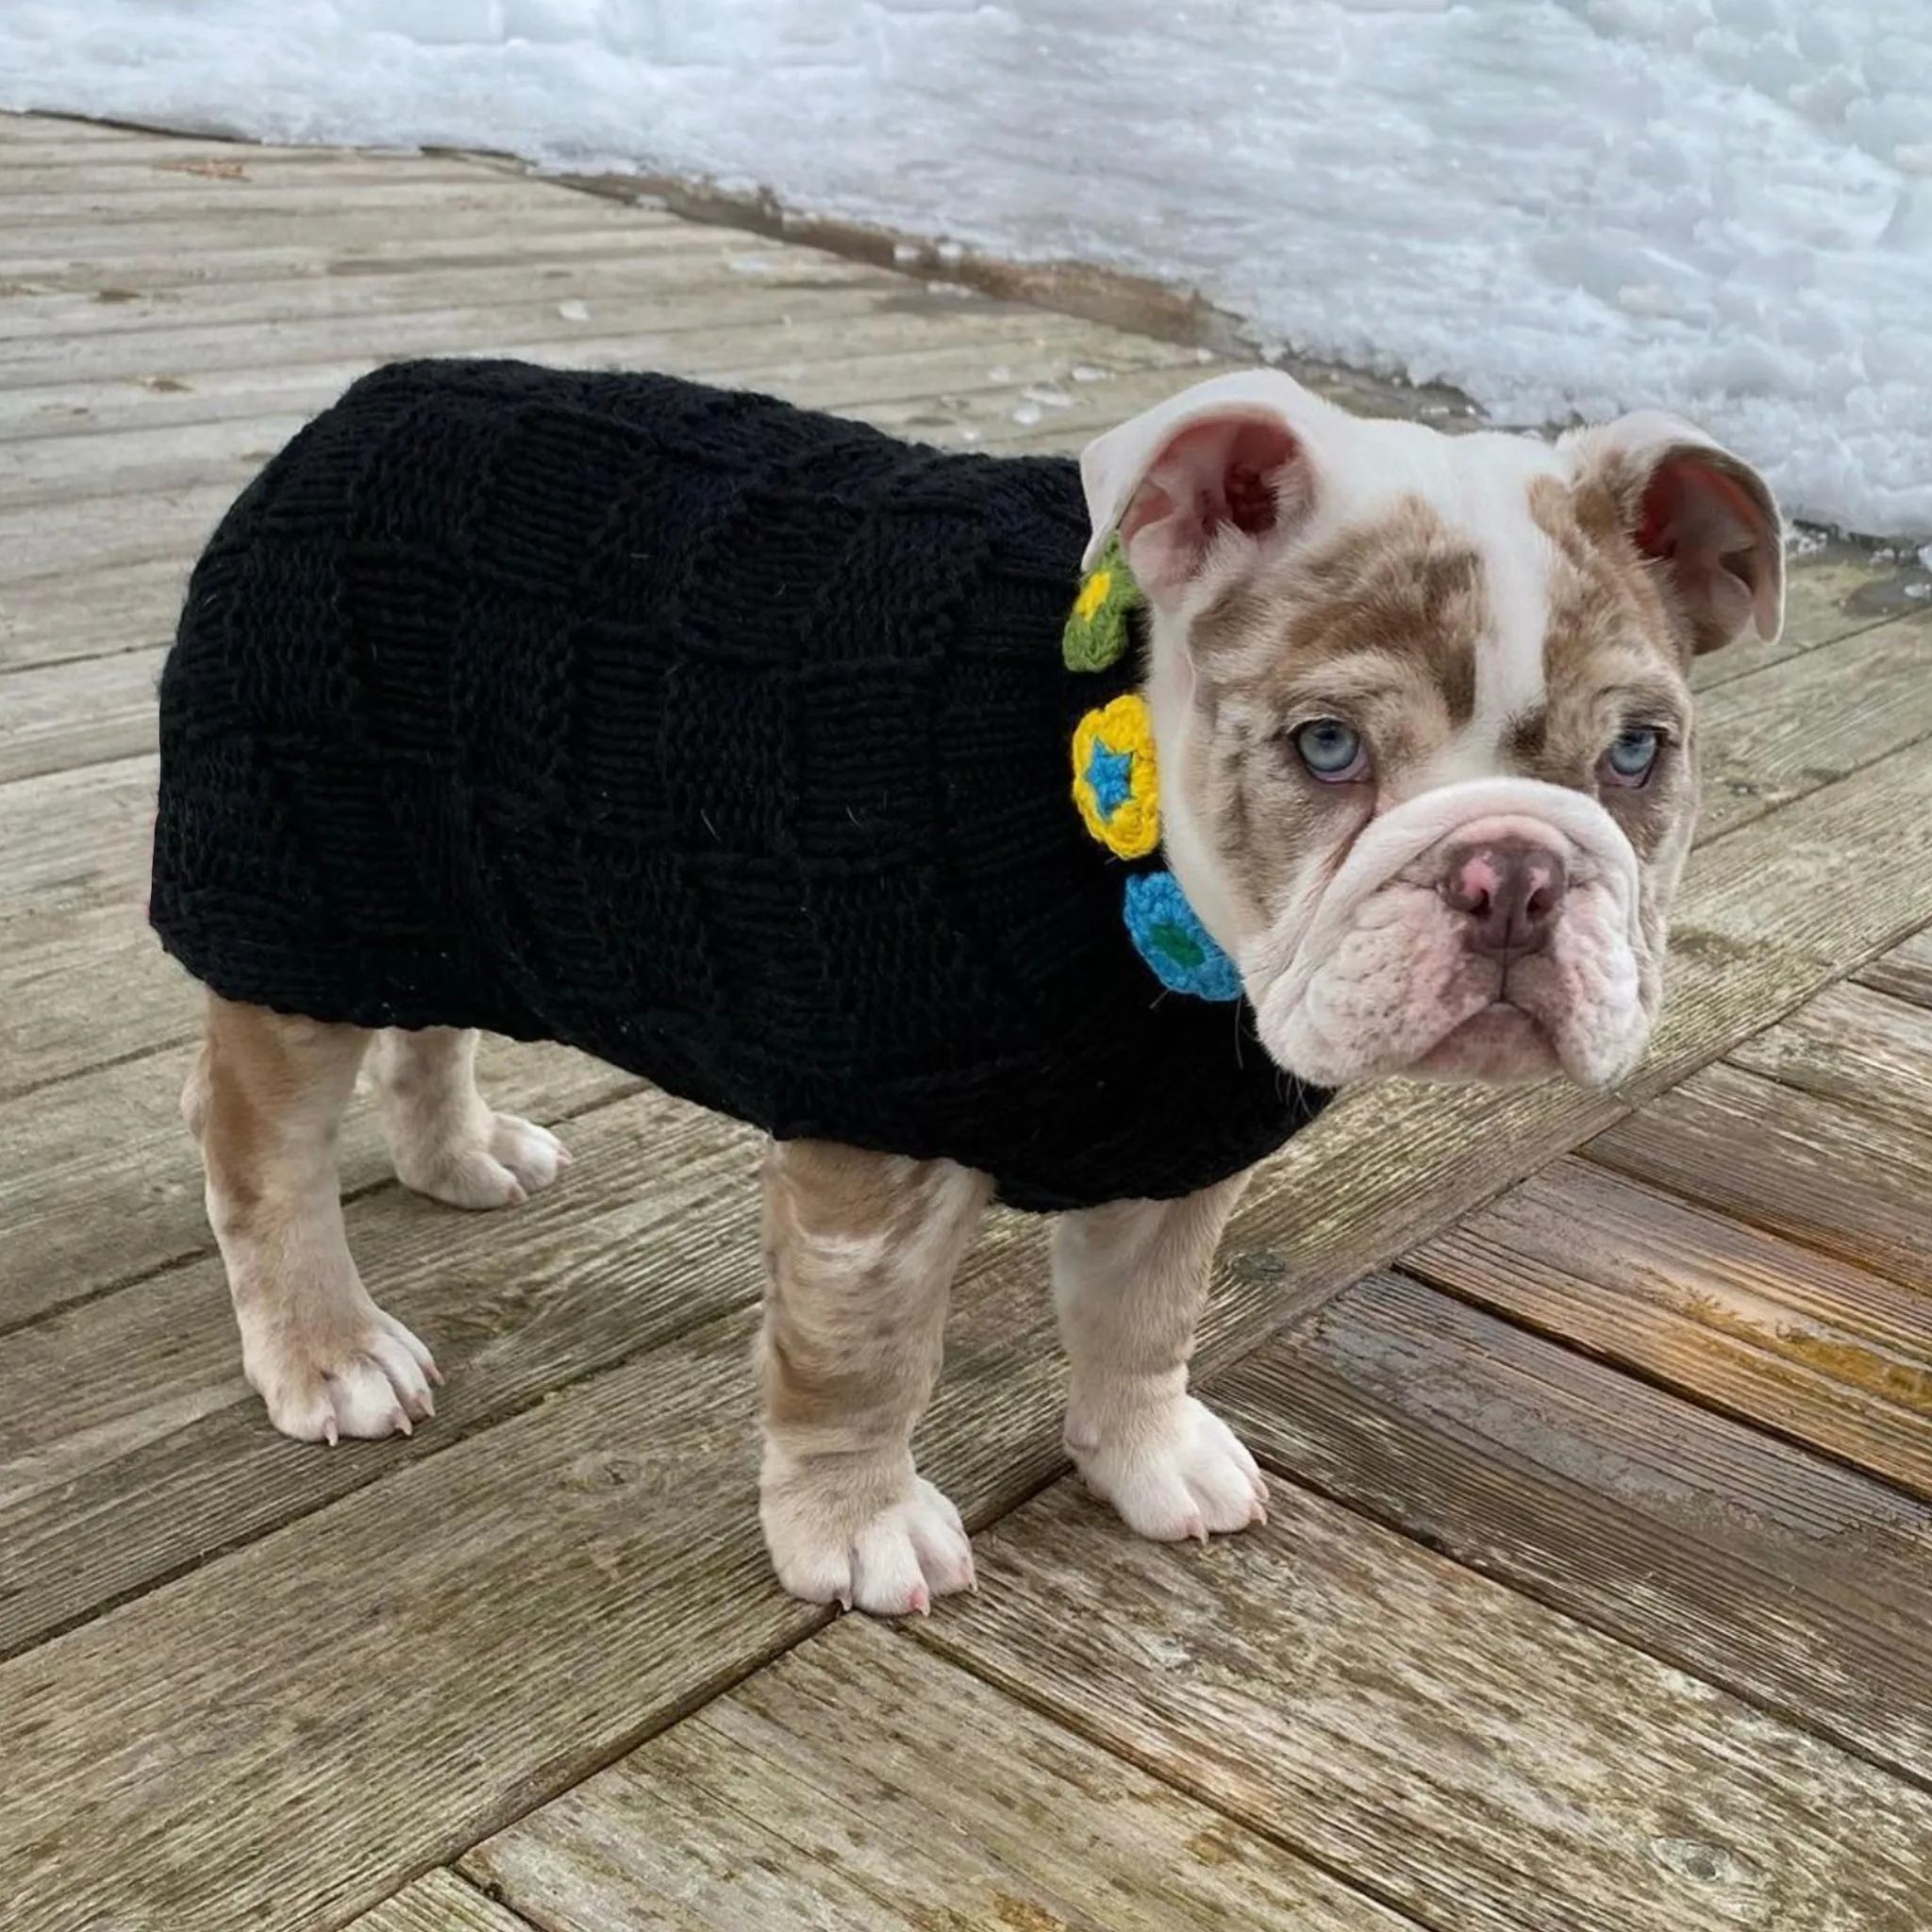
164, 365, 1782, 1616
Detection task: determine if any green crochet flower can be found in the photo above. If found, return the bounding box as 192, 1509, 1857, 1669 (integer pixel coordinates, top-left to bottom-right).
1061, 531, 1144, 673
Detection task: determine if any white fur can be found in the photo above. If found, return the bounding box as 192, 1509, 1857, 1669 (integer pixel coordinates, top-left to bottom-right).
1242, 778, 1646, 1088
760, 1454, 976, 1615
1068, 1394, 1268, 1541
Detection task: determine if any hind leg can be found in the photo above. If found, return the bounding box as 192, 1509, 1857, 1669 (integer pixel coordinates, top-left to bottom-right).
372, 1026, 570, 1209
190, 992, 439, 1443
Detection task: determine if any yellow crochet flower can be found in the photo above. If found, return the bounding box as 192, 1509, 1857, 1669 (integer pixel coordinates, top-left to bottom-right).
1072, 692, 1159, 859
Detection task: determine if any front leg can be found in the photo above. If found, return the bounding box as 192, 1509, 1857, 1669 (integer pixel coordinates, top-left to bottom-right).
758, 1140, 990, 1616
1055, 1173, 1267, 1541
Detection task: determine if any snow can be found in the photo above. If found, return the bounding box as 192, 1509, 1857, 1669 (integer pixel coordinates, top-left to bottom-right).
3, 0, 1928, 539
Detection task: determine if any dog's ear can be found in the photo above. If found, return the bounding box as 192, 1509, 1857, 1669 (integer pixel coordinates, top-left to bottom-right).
1566, 411, 1784, 655
1077, 371, 1330, 606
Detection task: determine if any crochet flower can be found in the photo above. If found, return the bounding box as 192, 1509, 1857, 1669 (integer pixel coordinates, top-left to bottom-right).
1124, 871, 1242, 1001
1061, 531, 1144, 672
1072, 692, 1159, 858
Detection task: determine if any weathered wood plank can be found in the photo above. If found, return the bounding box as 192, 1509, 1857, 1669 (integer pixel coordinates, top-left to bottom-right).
0, 337, 1174, 513
0, 1030, 637, 1330
467, 1619, 1413, 1931
1407, 1155, 1932, 1497
1857, 926, 1932, 1010
0, 907, 195, 1098
0, 1206, 1089, 1932
0, 176, 664, 229
1215, 1270, 1932, 1784
0, 219, 774, 306
0, 1308, 815, 1932
1692, 551, 1932, 687
0, 204, 738, 273
0, 643, 162, 781
915, 1481, 1932, 1932
1728, 979, 1932, 1138
1, 752, 155, 909
344, 1871, 536, 1932
0, 155, 494, 197
1691, 611, 1932, 840
1585, 1061, 1932, 1291
0, 311, 1174, 448
0, 275, 1078, 393
0, 242, 878, 362
0, 555, 188, 672
0, 1081, 762, 1655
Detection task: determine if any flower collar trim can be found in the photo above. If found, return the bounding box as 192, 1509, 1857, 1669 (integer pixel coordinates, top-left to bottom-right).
1063, 537, 1241, 1003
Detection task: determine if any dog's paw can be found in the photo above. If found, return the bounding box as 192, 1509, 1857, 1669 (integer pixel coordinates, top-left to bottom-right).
762, 1472, 976, 1616
242, 1301, 441, 1445
396, 1112, 571, 1210
1069, 1395, 1268, 1542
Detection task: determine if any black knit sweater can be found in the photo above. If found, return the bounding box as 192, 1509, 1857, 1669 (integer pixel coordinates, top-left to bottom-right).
151, 359, 1330, 1210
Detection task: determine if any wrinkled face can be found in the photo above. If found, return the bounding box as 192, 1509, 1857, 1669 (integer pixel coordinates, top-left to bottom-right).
1086, 376, 1784, 1092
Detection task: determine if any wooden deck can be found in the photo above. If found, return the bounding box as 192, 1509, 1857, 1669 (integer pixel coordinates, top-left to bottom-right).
3, 110, 1931, 1932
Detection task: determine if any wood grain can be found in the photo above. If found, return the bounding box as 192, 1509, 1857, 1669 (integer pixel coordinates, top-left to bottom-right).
1407, 1155, 1932, 1497
0, 555, 188, 672
1691, 611, 1932, 840
0, 1032, 639, 1330
467, 1619, 1413, 1931
0, 1163, 1051, 1662
916, 1479, 1932, 1932
1728, 979, 1932, 1138
0, 1082, 758, 1654
1857, 926, 1932, 1010
0, 1208, 1087, 1932
344, 1871, 537, 1932
0, 643, 162, 782
1214, 1271, 1932, 1784
0, 906, 197, 1098
1695, 559, 1932, 684
0, 1307, 818, 1932
1585, 1061, 1932, 1291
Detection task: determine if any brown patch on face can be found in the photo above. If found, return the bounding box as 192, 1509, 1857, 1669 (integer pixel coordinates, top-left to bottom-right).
1190, 497, 1490, 915
1197, 496, 1485, 722
1525, 474, 1697, 865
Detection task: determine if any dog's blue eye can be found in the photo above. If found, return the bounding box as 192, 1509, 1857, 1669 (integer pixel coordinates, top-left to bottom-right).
1294, 720, 1366, 781
1604, 727, 1661, 784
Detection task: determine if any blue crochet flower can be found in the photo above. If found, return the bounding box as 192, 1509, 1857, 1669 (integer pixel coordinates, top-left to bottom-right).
1123, 872, 1241, 1002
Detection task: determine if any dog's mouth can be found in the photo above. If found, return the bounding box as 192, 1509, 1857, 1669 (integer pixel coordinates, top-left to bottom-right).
1407, 999, 1561, 1086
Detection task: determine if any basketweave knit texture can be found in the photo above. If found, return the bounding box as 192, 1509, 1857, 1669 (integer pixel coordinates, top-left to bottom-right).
150, 358, 1330, 1210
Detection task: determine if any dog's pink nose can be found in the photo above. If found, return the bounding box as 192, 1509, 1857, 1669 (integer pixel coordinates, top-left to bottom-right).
1441, 840, 1567, 958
